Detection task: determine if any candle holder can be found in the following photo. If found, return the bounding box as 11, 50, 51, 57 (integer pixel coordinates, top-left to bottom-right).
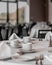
35, 56, 39, 65
39, 55, 44, 65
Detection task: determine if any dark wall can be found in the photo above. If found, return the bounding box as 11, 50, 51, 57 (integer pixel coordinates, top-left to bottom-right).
30, 0, 45, 21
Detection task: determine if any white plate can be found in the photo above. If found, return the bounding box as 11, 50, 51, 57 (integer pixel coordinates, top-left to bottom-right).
21, 49, 36, 53
12, 53, 36, 62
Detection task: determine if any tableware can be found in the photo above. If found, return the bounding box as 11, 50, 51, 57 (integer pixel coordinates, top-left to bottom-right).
11, 53, 20, 59
19, 49, 36, 55
9, 39, 22, 48
30, 38, 39, 41
23, 36, 30, 43
22, 43, 32, 52
0, 57, 12, 61
9, 50, 38, 61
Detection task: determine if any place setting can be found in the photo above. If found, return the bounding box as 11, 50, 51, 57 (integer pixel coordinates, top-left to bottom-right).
9, 35, 37, 54
0, 34, 37, 62
0, 34, 51, 65
19, 36, 38, 54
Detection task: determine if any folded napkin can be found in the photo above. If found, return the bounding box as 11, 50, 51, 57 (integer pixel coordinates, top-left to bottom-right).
45, 31, 52, 41
9, 39, 22, 48
0, 41, 12, 59
9, 33, 23, 42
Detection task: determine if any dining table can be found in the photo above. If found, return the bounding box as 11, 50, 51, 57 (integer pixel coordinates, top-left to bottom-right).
0, 40, 52, 65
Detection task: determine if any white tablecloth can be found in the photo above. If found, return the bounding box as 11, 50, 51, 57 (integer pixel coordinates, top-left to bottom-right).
1, 51, 52, 65
0, 40, 52, 65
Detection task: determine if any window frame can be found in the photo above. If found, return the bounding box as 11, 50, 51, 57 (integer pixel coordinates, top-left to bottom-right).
0, 0, 18, 24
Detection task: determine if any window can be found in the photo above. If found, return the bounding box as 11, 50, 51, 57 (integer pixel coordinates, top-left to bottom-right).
0, 2, 7, 23
18, 0, 30, 24
0, 0, 18, 25
0, 0, 29, 25
9, 3, 17, 25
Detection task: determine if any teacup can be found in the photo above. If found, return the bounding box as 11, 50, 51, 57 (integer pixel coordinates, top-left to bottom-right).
23, 36, 30, 43
22, 43, 32, 52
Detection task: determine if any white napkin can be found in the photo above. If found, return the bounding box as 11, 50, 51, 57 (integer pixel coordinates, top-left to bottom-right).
45, 32, 52, 41
9, 33, 23, 42
0, 41, 11, 59
9, 39, 22, 48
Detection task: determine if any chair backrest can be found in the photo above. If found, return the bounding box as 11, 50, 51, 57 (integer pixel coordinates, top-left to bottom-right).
38, 30, 52, 39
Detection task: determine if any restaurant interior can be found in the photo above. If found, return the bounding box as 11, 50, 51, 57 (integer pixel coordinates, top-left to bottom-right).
0, 0, 52, 65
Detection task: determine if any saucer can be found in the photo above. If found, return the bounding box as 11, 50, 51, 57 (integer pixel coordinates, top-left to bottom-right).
20, 49, 36, 54
0, 57, 12, 61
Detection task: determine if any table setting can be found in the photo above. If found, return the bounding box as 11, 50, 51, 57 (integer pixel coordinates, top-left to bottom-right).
0, 33, 52, 65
